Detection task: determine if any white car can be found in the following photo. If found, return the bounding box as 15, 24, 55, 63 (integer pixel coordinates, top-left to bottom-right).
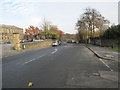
52, 41, 58, 46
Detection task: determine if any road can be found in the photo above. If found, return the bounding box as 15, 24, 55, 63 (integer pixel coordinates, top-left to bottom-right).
2, 43, 118, 88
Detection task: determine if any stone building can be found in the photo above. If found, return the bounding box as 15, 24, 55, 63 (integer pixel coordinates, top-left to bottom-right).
0, 24, 23, 43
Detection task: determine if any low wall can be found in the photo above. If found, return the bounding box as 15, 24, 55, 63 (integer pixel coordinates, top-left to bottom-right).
101, 39, 118, 47
20, 40, 53, 49
90, 39, 119, 47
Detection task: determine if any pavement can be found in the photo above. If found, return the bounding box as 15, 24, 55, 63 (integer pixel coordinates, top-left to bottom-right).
2, 43, 118, 88
1, 44, 50, 59
85, 44, 119, 72
85, 44, 119, 61
1, 44, 22, 58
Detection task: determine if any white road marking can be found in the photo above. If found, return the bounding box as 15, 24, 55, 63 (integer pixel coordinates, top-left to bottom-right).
23, 55, 44, 65
99, 58, 114, 71
51, 49, 58, 54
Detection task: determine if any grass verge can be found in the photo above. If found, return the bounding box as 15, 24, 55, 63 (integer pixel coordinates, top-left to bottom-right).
108, 47, 120, 52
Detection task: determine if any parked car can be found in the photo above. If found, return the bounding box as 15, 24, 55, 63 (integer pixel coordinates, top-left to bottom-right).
36, 39, 44, 41
25, 39, 31, 42
6, 42, 11, 44
28, 39, 33, 42
32, 39, 38, 42
39, 39, 44, 41
52, 41, 59, 47
20, 40, 25, 43
20, 39, 30, 43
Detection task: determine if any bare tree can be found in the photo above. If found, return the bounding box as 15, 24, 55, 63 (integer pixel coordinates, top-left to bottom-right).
40, 18, 51, 31
76, 8, 110, 43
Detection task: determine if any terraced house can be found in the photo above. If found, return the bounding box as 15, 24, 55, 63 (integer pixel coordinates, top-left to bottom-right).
0, 24, 24, 43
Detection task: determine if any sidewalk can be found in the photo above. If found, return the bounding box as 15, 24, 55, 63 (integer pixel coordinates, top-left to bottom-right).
1, 44, 50, 58
85, 44, 119, 61
1, 44, 25, 58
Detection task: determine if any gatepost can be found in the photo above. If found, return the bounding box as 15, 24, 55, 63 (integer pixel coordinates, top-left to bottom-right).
13, 33, 21, 50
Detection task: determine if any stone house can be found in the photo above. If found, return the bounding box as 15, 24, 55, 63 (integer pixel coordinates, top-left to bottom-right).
0, 24, 23, 43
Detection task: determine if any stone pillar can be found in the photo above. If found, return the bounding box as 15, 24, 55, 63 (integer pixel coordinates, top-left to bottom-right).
13, 34, 21, 50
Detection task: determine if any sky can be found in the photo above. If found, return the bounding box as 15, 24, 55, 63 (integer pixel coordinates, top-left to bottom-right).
0, 0, 119, 34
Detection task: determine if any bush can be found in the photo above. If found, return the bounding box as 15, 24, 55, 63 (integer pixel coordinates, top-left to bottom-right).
102, 24, 120, 39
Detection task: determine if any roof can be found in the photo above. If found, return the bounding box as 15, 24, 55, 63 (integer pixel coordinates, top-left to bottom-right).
0, 24, 23, 29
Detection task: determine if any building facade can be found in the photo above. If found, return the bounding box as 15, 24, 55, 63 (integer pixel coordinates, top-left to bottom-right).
0, 25, 23, 43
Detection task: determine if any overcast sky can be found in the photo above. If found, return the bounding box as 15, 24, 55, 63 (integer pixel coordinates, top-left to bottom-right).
0, 0, 118, 34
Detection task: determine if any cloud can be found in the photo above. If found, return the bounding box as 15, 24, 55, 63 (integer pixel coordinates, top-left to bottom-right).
0, 1, 118, 34
0, 0, 42, 29
5, 0, 119, 2
0, 0, 37, 17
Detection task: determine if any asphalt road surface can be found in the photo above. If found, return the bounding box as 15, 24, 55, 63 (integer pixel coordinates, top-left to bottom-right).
2, 43, 118, 88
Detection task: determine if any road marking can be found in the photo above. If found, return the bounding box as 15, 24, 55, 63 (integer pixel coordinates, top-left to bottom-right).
99, 58, 114, 71
23, 55, 44, 65
51, 49, 58, 54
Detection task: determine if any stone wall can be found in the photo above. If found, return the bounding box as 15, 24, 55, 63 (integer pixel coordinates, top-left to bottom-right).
90, 39, 119, 47
20, 40, 52, 49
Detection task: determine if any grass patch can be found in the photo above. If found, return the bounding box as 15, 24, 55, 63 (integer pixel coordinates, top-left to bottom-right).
108, 47, 120, 51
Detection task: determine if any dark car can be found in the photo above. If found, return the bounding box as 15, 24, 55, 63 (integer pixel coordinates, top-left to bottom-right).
6, 42, 11, 44
28, 39, 33, 42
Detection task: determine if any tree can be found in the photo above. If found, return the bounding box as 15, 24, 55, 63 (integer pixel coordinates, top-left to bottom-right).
39, 18, 52, 39
76, 8, 110, 42
39, 18, 64, 40
102, 24, 120, 39
25, 26, 41, 39
49, 25, 64, 40
39, 25, 64, 40
40, 18, 51, 31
